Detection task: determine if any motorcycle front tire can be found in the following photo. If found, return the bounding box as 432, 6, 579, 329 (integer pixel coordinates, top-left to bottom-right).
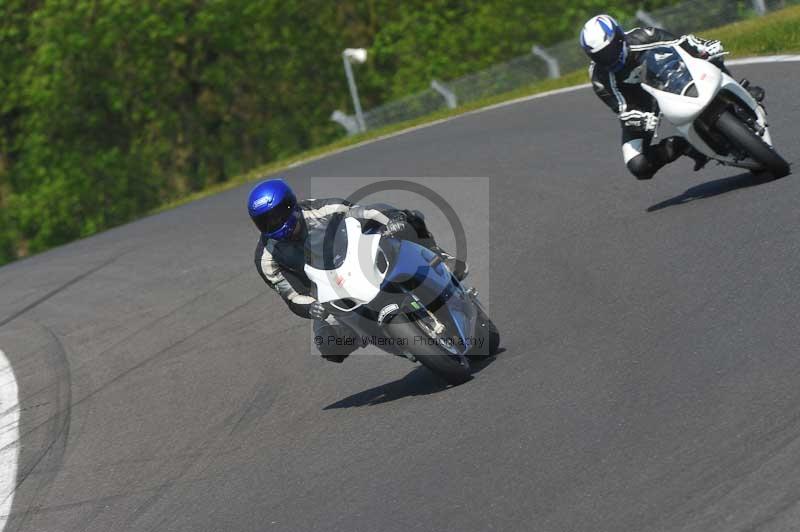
715, 110, 790, 178
384, 316, 472, 386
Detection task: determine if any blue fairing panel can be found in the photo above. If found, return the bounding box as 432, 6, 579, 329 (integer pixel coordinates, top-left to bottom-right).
381, 240, 449, 287
381, 240, 474, 350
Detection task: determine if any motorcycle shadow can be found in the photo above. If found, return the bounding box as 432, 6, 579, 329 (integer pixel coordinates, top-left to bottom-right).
647, 171, 775, 213
323, 354, 501, 410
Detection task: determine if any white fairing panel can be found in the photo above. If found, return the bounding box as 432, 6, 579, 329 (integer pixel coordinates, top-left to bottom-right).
642, 44, 773, 164
304, 217, 386, 308
641, 46, 720, 126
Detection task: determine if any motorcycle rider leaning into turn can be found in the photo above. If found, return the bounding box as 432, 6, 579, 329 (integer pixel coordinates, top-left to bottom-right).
249, 178, 468, 363
581, 14, 766, 180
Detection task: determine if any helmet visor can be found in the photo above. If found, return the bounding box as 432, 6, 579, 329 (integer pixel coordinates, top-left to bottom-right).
592, 34, 625, 68
252, 197, 296, 234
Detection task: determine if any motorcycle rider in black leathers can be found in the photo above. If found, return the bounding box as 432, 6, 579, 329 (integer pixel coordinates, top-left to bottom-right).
581, 15, 765, 180
249, 179, 467, 363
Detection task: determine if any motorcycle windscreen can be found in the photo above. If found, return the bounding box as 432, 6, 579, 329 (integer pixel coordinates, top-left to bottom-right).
382, 240, 476, 350
642, 47, 695, 96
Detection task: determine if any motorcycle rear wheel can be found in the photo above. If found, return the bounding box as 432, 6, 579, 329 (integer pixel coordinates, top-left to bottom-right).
715, 111, 790, 178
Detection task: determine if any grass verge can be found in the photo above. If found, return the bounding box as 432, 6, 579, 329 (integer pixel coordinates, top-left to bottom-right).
157, 5, 800, 212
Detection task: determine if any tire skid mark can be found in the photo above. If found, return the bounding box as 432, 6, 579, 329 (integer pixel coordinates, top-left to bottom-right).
120, 339, 287, 531
4, 326, 71, 532
3, 478, 207, 519
118, 441, 217, 531
70, 291, 263, 412
0, 289, 260, 461
4, 289, 259, 530
2, 268, 252, 415
0, 251, 133, 329
7, 446, 244, 480
112, 300, 275, 531
0, 349, 20, 532
65, 500, 106, 532
225, 384, 279, 437
132, 376, 286, 532
639, 400, 800, 532
1, 475, 210, 532
134, 406, 277, 532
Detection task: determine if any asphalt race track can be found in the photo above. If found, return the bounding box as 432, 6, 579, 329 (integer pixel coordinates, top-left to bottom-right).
1, 61, 800, 532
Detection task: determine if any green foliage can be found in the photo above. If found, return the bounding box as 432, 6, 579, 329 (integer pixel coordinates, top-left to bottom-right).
0, 0, 353, 261
706, 4, 800, 55
359, 0, 680, 100
1, 0, 792, 266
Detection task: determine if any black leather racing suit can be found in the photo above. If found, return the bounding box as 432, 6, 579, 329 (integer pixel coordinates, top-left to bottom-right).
254, 198, 438, 359
590, 27, 724, 179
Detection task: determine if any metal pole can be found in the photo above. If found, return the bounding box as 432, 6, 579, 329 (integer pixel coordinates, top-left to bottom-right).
342, 53, 366, 133
752, 0, 767, 15
636, 9, 663, 28
330, 110, 360, 135
430, 80, 458, 109
531, 45, 560, 79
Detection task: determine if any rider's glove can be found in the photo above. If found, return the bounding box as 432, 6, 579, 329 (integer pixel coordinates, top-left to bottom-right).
309, 301, 329, 320
688, 35, 724, 59
382, 212, 408, 237
644, 113, 660, 132
701, 39, 724, 59
620, 111, 659, 133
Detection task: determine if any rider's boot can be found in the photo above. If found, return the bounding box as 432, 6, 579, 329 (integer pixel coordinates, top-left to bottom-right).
686, 146, 709, 171
740, 78, 765, 103
430, 245, 469, 282
659, 136, 708, 171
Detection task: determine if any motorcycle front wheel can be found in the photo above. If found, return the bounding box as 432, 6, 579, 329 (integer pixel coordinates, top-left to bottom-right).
384, 316, 472, 386
715, 110, 790, 178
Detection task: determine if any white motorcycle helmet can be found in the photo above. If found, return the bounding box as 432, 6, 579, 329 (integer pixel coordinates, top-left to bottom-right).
580, 15, 629, 72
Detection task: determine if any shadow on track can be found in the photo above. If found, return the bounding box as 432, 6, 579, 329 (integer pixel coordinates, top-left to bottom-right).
324, 355, 500, 410
647, 171, 773, 212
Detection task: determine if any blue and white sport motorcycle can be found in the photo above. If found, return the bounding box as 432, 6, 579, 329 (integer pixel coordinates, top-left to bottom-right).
303, 215, 499, 385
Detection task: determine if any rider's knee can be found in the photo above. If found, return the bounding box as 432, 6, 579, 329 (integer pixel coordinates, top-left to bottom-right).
403, 209, 432, 240
313, 320, 359, 357
627, 154, 656, 180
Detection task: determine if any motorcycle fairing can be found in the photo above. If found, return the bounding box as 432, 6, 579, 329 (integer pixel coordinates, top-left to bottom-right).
381, 239, 477, 353
640, 45, 772, 167
304, 217, 386, 310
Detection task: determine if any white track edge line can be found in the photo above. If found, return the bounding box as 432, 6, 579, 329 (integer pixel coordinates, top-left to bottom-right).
282, 54, 800, 172
0, 349, 19, 531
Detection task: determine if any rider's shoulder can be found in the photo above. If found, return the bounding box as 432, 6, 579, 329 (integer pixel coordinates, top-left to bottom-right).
256, 233, 275, 254
625, 26, 658, 44
299, 197, 353, 211
627, 26, 679, 48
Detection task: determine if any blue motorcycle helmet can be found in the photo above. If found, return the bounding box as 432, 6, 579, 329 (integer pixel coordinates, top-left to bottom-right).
247, 179, 303, 240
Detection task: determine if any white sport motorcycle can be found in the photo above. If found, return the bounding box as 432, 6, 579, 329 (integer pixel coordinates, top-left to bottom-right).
640, 45, 790, 177
303, 215, 499, 385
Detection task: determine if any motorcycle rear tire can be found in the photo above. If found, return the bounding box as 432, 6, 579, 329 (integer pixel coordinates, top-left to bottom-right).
715, 111, 790, 178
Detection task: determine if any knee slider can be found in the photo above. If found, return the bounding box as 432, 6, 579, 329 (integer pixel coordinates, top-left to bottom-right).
314, 322, 359, 357
627, 154, 656, 180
